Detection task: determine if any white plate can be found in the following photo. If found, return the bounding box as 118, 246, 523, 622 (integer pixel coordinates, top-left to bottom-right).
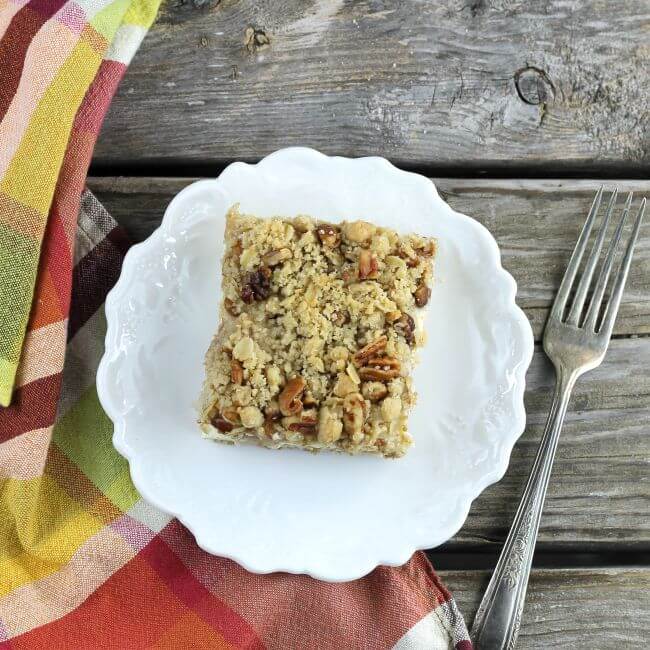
97, 147, 533, 582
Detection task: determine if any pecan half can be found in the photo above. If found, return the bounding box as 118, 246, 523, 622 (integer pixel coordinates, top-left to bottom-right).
414, 282, 431, 307
352, 335, 387, 367
241, 266, 272, 303
230, 359, 244, 385
358, 356, 400, 381
358, 249, 379, 280
278, 375, 306, 416
393, 312, 415, 346
316, 224, 341, 248
262, 248, 292, 267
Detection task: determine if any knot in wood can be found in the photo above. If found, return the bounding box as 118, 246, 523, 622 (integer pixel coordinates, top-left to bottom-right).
514, 66, 555, 106
245, 27, 270, 53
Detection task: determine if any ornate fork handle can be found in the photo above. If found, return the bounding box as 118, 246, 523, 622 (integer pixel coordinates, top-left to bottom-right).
471, 365, 577, 650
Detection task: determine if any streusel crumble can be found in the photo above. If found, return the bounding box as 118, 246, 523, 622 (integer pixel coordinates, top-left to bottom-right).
197, 205, 436, 458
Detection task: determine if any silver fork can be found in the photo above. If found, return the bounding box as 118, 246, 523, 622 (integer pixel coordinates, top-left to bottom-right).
470, 188, 646, 650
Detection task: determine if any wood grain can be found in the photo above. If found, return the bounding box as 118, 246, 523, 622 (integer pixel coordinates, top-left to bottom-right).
442, 567, 650, 649
94, 0, 650, 173
88, 177, 650, 338
457, 336, 650, 548
88, 176, 650, 548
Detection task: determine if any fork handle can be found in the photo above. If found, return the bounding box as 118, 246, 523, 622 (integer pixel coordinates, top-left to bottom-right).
470, 365, 577, 650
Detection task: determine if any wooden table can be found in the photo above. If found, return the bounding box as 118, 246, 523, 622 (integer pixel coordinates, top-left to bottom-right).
90, 2, 650, 647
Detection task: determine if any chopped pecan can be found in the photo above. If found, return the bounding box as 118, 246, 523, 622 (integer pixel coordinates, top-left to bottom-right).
287, 421, 317, 434
414, 281, 431, 307
230, 359, 244, 385
278, 375, 306, 416
393, 312, 415, 346
263, 418, 276, 437
286, 409, 318, 434
262, 248, 292, 267
223, 297, 240, 317
358, 356, 401, 381
398, 247, 419, 268
361, 381, 388, 402
316, 224, 341, 248
352, 335, 388, 367
416, 240, 436, 257
211, 417, 234, 433
210, 410, 238, 433
358, 249, 379, 280
241, 266, 272, 303
385, 310, 402, 323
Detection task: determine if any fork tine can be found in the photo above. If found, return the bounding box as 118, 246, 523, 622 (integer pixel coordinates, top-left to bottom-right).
599, 198, 646, 337
551, 186, 604, 319
566, 189, 618, 325
583, 193, 632, 330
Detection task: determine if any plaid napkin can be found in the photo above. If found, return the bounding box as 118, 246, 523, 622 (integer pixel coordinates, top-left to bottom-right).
0, 190, 472, 648
0, 0, 161, 406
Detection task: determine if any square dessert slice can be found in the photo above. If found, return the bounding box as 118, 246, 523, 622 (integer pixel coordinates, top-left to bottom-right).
198, 205, 436, 458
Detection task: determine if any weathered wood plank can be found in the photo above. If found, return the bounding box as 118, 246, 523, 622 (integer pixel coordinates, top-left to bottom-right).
457, 337, 650, 548
94, 1, 650, 172
87, 177, 650, 338
441, 567, 650, 649
87, 177, 650, 547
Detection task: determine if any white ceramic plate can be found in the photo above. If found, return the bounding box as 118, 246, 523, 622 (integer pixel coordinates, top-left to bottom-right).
97, 147, 533, 582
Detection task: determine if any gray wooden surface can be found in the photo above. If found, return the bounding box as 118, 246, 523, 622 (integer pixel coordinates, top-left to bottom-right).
442, 567, 650, 648
95, 0, 650, 174
88, 177, 650, 552
91, 0, 650, 644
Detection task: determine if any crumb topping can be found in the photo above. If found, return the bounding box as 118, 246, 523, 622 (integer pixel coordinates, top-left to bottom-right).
198, 205, 436, 458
